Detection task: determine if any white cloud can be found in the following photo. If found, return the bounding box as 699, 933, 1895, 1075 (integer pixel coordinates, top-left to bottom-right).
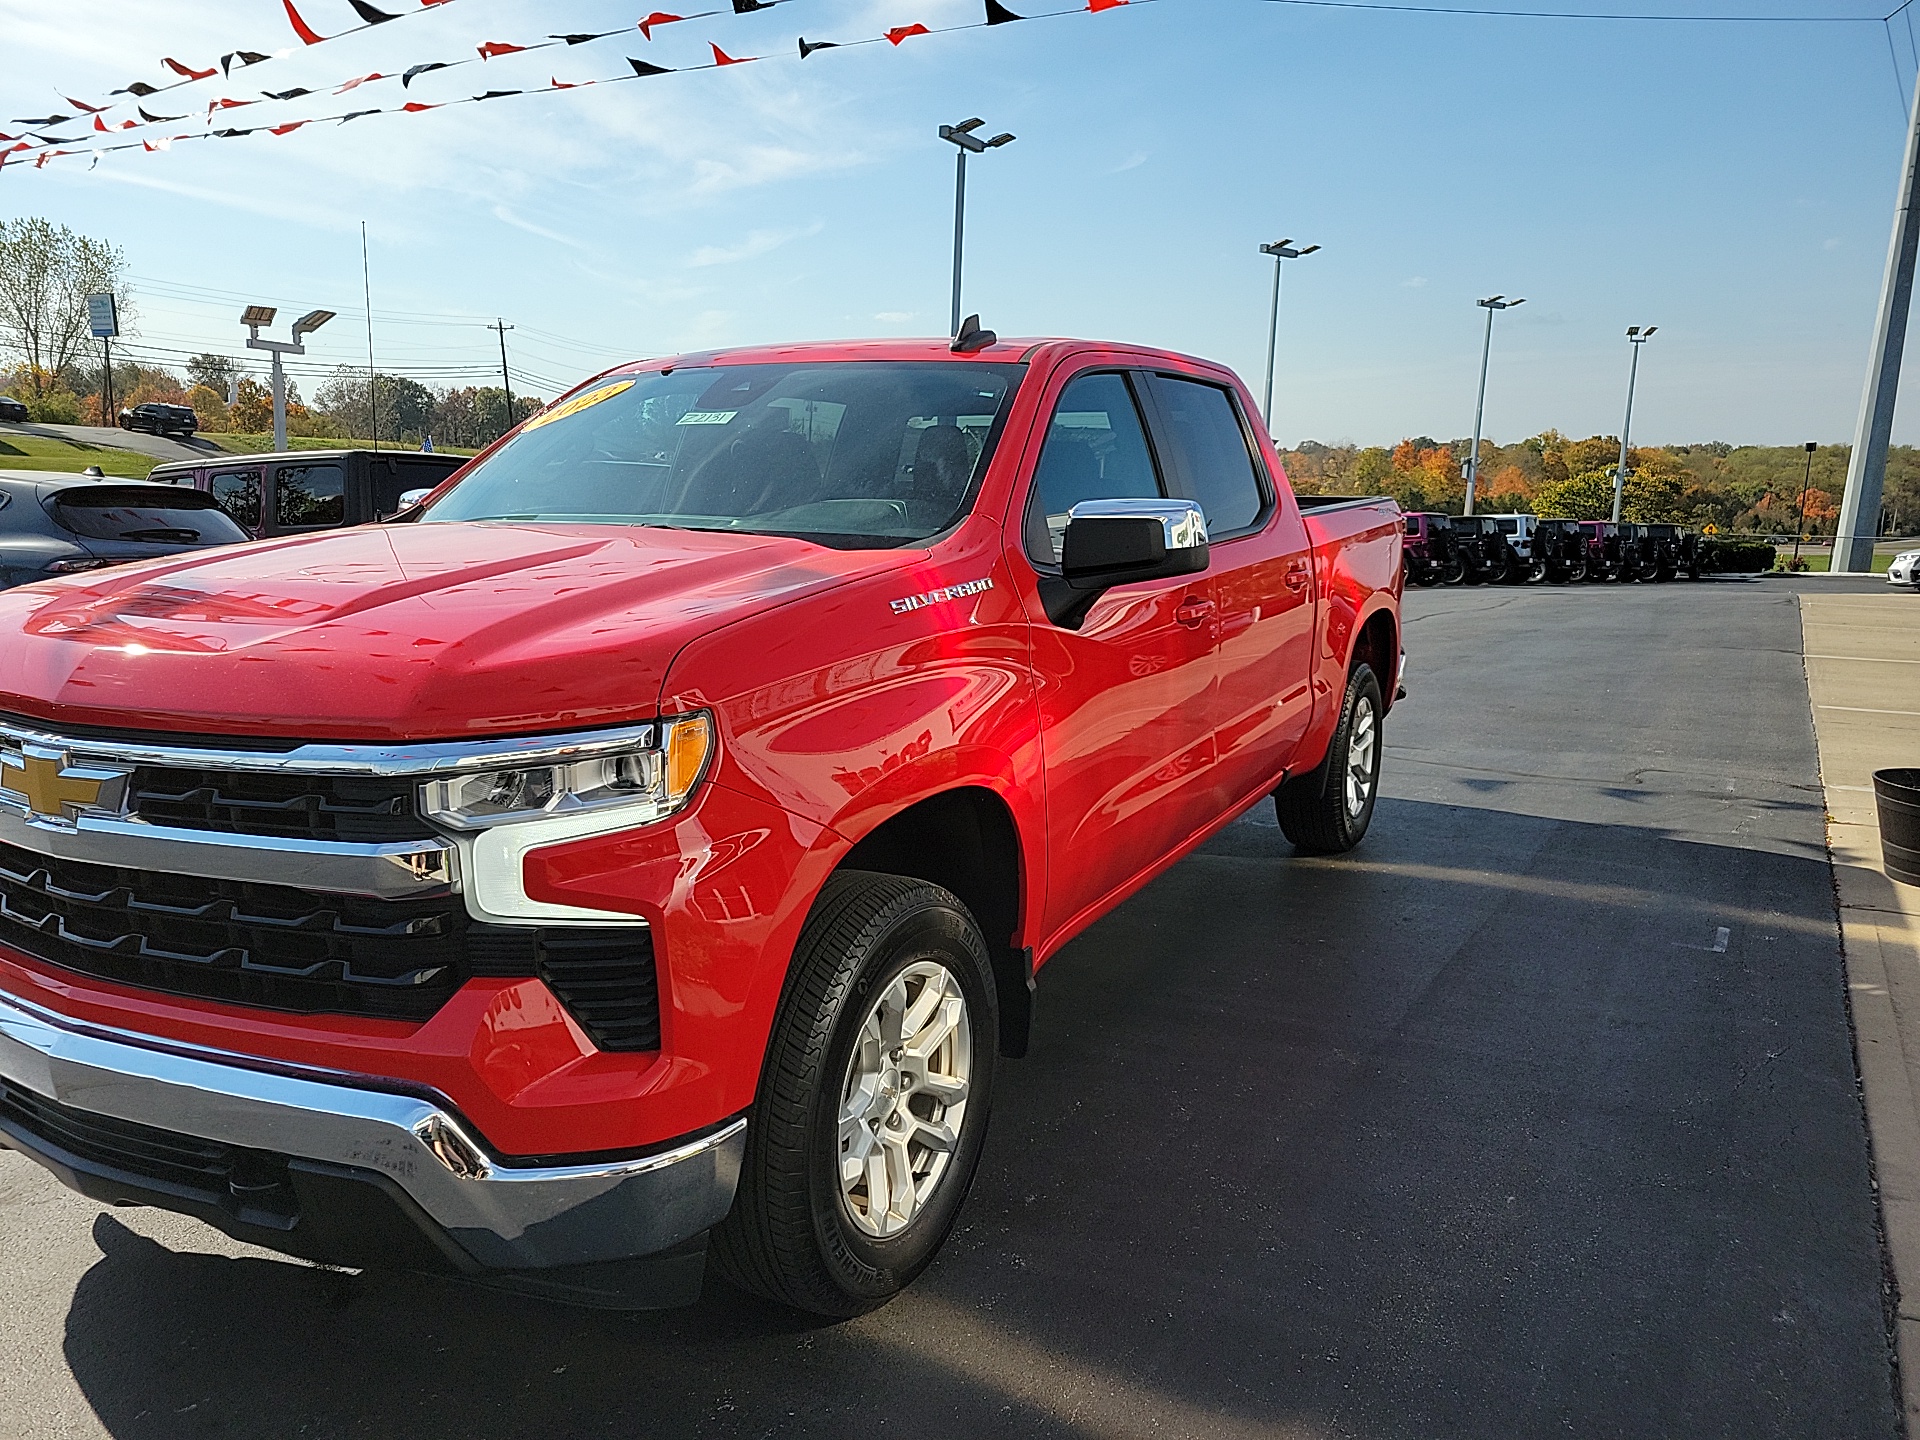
491, 204, 589, 250
1402, 276, 1428, 288
688, 220, 824, 267
1111, 150, 1148, 173
874, 311, 914, 322
1823, 238, 1842, 251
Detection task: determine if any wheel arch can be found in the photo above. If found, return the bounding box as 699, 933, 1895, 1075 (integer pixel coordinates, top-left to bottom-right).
1351, 603, 1399, 710
833, 784, 1034, 1059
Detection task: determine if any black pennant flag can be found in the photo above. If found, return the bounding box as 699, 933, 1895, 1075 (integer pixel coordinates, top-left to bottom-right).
138, 106, 185, 122
13, 114, 70, 126
338, 108, 380, 122
262, 87, 313, 100
113, 82, 160, 97
347, 0, 401, 22
473, 90, 522, 100
985, 0, 1024, 22
627, 58, 673, 76
732, 0, 775, 11
797, 37, 839, 58
551, 32, 605, 44
221, 50, 270, 75
402, 62, 450, 88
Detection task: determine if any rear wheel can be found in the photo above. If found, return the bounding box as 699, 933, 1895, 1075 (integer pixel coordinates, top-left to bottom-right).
1276, 663, 1383, 854
1439, 558, 1466, 586
1523, 558, 1547, 584
712, 872, 997, 1317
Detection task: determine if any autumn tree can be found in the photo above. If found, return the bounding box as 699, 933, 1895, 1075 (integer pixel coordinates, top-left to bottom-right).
0, 219, 129, 399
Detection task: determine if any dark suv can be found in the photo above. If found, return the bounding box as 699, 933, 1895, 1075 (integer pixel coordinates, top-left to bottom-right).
0, 472, 249, 588
1451, 514, 1520, 584
1403, 512, 1463, 586
0, 395, 27, 424
147, 447, 466, 539
119, 402, 199, 438
1533, 519, 1588, 582
1639, 522, 1699, 580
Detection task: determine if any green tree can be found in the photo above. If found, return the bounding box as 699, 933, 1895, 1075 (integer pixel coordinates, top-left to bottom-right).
0, 218, 128, 399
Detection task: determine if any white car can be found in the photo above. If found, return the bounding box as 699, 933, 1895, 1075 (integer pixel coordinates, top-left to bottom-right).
1891, 548, 1920, 588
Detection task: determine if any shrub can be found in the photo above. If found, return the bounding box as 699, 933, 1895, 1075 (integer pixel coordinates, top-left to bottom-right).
1702, 539, 1775, 573
27, 389, 82, 424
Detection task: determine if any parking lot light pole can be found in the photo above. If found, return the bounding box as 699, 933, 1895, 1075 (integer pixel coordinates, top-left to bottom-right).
1464, 295, 1524, 517
1791, 441, 1818, 565
1259, 239, 1320, 442
1612, 326, 1657, 522
939, 118, 1015, 337
242, 305, 335, 450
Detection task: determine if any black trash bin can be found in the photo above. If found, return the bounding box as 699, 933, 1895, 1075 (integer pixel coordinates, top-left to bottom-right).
1877, 769, 1920, 886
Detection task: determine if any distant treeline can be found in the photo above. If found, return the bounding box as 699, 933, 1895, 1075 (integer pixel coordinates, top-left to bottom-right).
1280, 433, 1920, 535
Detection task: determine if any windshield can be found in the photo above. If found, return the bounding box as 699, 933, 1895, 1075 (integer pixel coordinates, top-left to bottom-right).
422, 361, 1024, 547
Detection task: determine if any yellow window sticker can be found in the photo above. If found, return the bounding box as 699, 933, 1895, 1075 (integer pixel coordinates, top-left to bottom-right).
522, 378, 636, 431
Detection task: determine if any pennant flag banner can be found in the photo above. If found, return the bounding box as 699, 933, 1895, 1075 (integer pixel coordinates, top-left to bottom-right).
6, 0, 1153, 176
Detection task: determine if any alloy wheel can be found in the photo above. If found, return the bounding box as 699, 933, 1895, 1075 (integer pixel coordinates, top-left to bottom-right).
1344, 695, 1378, 819
837, 960, 973, 1239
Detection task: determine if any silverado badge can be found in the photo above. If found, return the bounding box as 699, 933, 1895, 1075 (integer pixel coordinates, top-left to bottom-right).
889, 577, 994, 615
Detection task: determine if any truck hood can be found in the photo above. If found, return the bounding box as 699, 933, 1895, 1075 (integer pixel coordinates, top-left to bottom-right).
0, 522, 903, 741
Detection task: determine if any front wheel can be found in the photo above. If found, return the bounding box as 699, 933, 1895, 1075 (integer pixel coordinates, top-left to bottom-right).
1275, 663, 1383, 854
1439, 558, 1466, 587
712, 872, 997, 1317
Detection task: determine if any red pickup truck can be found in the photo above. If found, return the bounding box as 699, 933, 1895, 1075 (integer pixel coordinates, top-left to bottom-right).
0, 336, 1401, 1317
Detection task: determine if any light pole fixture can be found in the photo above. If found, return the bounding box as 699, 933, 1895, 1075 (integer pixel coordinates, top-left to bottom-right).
1612, 325, 1657, 523
939, 117, 1015, 337
1464, 295, 1524, 516
1792, 440, 1818, 565
1258, 239, 1320, 441
242, 304, 334, 450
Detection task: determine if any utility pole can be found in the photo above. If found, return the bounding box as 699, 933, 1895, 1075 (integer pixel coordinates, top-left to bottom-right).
938, 118, 1015, 336
1464, 295, 1524, 516
1259, 239, 1320, 441
1836, 70, 1920, 571
489, 319, 516, 439
1612, 326, 1656, 523
1791, 441, 1817, 566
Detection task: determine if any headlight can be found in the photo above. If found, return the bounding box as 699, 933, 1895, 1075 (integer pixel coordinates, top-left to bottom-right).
421, 713, 713, 829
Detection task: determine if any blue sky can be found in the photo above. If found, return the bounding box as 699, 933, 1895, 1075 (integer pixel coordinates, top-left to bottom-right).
1, 0, 1915, 447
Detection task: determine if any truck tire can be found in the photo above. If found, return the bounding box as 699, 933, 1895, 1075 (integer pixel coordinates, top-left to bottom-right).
712, 871, 998, 1317
1439, 558, 1465, 586
1275, 663, 1383, 854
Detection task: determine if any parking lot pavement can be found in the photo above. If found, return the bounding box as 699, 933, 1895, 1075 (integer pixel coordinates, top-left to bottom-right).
0, 577, 1900, 1439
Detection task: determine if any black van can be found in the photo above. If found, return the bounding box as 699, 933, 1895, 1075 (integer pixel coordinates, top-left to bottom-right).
145, 449, 465, 540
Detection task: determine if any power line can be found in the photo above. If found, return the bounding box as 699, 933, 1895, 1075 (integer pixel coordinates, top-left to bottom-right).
1258, 0, 1907, 18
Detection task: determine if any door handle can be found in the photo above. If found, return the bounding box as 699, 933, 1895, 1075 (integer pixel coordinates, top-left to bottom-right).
1175, 597, 1215, 628
1283, 564, 1311, 593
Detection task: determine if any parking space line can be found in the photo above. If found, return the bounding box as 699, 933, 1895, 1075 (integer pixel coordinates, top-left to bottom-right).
1818, 706, 1920, 717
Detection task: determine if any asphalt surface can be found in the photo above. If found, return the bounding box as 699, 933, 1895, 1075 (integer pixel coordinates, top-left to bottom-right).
0, 421, 215, 462
0, 573, 1901, 1439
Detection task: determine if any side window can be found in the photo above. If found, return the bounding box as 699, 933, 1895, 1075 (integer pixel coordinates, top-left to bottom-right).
1147, 376, 1267, 537
275, 463, 346, 529
210, 470, 262, 531
1023, 372, 1163, 566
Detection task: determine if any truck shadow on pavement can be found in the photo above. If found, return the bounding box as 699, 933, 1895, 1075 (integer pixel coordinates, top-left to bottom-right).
56, 797, 1899, 1440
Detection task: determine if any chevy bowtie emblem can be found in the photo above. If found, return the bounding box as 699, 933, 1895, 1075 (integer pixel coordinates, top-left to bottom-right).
0, 748, 130, 826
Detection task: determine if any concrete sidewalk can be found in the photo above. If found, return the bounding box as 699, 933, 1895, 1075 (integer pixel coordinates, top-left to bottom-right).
1804, 591, 1920, 1428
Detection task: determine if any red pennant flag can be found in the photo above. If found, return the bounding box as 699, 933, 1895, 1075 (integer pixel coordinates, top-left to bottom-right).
209, 97, 257, 113
270, 120, 308, 135
638, 11, 684, 39
283, 0, 328, 44
710, 42, 751, 65
401, 101, 442, 111
478, 41, 528, 58
335, 72, 384, 93
34, 149, 67, 168
1088, 0, 1126, 10
64, 96, 106, 113
163, 57, 218, 79
885, 23, 930, 43
421, 0, 455, 5
550, 76, 595, 89
93, 115, 110, 132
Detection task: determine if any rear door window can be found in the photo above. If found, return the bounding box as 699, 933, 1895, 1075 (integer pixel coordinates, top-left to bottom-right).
210, 469, 263, 531
274, 463, 346, 529
1142, 375, 1269, 539
1024, 371, 1165, 565
51, 488, 248, 544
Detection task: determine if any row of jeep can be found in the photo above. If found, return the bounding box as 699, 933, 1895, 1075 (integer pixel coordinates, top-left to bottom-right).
1402, 512, 1704, 586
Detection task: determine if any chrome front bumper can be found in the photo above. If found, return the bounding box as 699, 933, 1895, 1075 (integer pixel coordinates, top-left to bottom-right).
0, 987, 744, 1273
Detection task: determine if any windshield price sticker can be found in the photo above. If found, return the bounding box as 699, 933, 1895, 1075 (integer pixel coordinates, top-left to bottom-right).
675, 411, 739, 426
522, 378, 636, 432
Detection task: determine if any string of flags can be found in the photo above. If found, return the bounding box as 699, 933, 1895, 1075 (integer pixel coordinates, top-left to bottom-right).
2, 0, 1148, 174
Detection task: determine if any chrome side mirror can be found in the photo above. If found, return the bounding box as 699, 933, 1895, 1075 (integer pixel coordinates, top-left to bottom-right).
398, 487, 434, 509
1061, 498, 1210, 588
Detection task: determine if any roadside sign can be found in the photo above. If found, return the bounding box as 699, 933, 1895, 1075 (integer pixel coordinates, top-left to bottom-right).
86, 293, 118, 339
1702, 523, 1719, 535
